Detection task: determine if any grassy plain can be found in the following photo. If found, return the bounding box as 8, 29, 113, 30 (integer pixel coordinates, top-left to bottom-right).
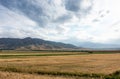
0, 50, 120, 79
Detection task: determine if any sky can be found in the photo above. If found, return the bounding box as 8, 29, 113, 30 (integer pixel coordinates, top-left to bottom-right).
0, 0, 120, 46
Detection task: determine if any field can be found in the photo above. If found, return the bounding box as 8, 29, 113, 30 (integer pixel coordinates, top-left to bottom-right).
0, 50, 120, 79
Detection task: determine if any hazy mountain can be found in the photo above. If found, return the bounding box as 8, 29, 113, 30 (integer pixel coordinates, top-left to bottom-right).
62, 39, 120, 50
77, 42, 120, 49
0, 37, 79, 50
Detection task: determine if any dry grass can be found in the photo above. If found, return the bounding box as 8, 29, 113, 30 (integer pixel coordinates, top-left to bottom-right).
0, 53, 120, 74
0, 71, 79, 79
0, 52, 120, 78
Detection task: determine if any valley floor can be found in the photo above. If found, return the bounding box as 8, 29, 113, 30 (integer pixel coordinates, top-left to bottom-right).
0, 51, 120, 79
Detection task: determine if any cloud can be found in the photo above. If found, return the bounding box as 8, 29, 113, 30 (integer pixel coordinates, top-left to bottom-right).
92, 19, 100, 22
0, 0, 48, 27
64, 0, 93, 17
0, 0, 120, 46
0, 0, 93, 38
65, 0, 82, 12
65, 0, 93, 12
53, 14, 72, 23
0, 0, 93, 27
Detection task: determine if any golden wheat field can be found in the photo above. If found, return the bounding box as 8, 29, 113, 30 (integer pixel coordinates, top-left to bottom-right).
0, 51, 120, 79
0, 71, 82, 79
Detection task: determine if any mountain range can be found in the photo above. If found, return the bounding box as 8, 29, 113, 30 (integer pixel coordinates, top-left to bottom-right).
63, 39, 120, 49
77, 42, 120, 50
0, 37, 79, 50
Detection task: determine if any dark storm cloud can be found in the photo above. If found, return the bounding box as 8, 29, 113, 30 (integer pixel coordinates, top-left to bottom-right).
64, 0, 93, 14
65, 0, 82, 12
